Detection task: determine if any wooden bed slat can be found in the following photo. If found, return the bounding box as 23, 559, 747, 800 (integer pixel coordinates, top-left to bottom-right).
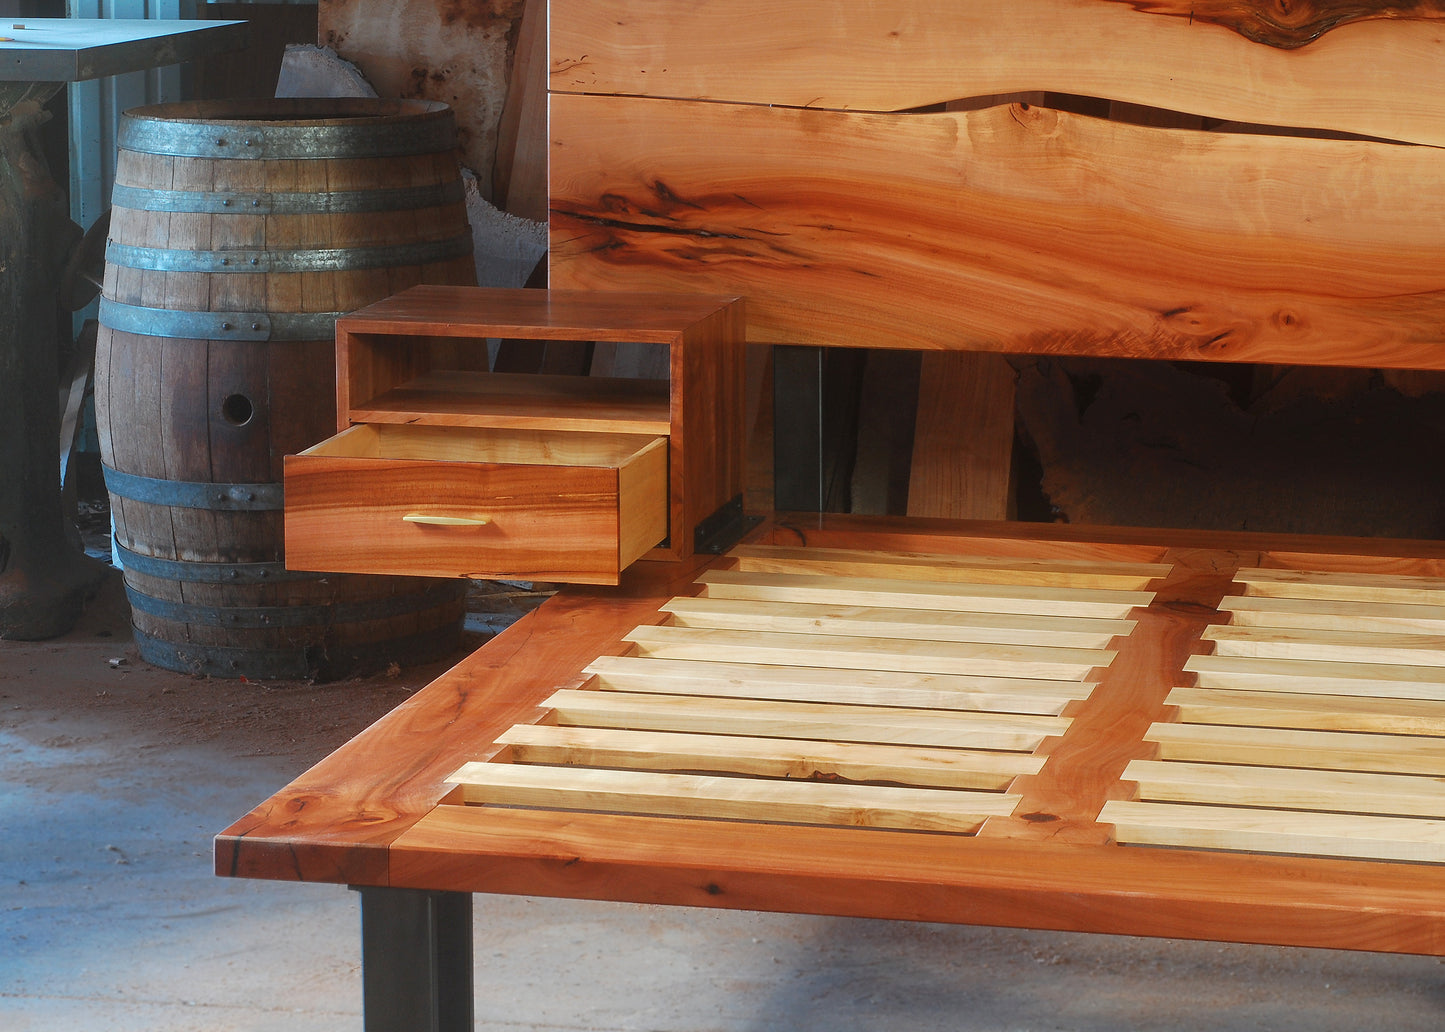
1236, 568, 1445, 604
1184, 654, 1445, 701
583, 656, 1092, 716
1203, 624, 1445, 666
496, 724, 1042, 790
728, 544, 1170, 590
543, 689, 1068, 751
446, 761, 1021, 833
622, 624, 1112, 681
1124, 759, 1445, 820
1220, 594, 1445, 634
1164, 687, 1445, 736
659, 596, 1132, 648
697, 570, 1151, 618
1102, 800, 1445, 865
1145, 722, 1445, 776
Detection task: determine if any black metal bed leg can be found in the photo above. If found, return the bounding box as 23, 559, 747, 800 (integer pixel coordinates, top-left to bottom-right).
355, 886, 474, 1032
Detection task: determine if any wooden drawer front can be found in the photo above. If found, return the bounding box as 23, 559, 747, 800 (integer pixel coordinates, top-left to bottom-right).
284, 425, 668, 584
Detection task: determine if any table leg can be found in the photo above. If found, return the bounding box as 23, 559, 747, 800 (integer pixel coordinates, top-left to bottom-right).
356, 886, 474, 1032
0, 82, 104, 639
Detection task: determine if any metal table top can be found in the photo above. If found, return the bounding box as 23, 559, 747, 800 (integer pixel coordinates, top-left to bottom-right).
0, 17, 247, 83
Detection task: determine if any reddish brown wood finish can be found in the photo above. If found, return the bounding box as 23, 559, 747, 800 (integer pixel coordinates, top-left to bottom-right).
218, 518, 1445, 955
329, 285, 746, 563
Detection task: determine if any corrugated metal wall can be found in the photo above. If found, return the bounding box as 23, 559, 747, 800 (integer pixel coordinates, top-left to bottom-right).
65, 0, 198, 235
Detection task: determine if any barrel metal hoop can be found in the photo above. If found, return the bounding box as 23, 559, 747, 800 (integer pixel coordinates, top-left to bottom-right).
105, 232, 474, 274
112, 538, 310, 584
123, 581, 465, 629
117, 112, 457, 159
109, 179, 465, 215
102, 464, 284, 511
98, 297, 341, 342
131, 621, 461, 680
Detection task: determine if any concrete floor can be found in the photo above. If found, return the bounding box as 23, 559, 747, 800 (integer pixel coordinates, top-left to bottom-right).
6, 570, 1445, 1031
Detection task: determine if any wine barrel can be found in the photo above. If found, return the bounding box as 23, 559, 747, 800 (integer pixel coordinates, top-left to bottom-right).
95, 98, 476, 680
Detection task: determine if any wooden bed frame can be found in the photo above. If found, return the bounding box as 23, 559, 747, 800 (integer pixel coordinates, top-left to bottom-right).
218, 517, 1445, 1030
217, 3, 1445, 1027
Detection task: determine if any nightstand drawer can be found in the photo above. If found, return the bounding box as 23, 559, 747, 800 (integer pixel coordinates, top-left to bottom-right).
284, 424, 668, 585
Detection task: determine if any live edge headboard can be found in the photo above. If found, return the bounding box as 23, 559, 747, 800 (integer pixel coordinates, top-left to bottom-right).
546, 0, 1445, 370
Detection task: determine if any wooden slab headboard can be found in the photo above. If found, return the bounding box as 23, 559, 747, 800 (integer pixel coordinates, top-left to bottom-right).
547, 0, 1445, 369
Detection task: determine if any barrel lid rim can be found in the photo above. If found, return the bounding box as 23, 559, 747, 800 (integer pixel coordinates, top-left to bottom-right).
119, 98, 452, 127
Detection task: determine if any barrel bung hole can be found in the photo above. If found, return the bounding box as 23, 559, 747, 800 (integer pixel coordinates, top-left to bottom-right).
221, 393, 255, 427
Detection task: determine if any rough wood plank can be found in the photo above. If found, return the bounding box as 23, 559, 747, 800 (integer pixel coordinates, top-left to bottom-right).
493, 0, 548, 220
660, 596, 1133, 648
445, 761, 1020, 833
1165, 686, 1445, 736
728, 544, 1171, 589
698, 569, 1152, 618
1185, 653, 1445, 700
1145, 722, 1445, 775
496, 724, 1043, 789
1203, 624, 1445, 666
1124, 759, 1445, 819
543, 689, 1069, 751
622, 624, 1112, 680
550, 94, 1445, 365
549, 0, 1445, 144
907, 352, 1015, 521
583, 655, 1092, 715
1102, 800, 1445, 864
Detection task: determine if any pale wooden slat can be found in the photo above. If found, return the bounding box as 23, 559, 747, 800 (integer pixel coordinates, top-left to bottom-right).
661, 596, 1133, 648
1203, 624, 1445, 667
497, 724, 1042, 790
1124, 759, 1445, 820
1184, 654, 1445, 702
550, 0, 1445, 146
1165, 687, 1445, 737
1236, 567, 1445, 604
583, 656, 1092, 716
623, 624, 1112, 681
1145, 722, 1445, 776
1220, 594, 1445, 634
544, 689, 1068, 751
1102, 800, 1445, 864
729, 543, 1170, 590
697, 570, 1151, 618
446, 761, 1020, 833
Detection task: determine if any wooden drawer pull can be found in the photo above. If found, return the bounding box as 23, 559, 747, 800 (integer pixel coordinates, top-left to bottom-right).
402, 513, 492, 527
